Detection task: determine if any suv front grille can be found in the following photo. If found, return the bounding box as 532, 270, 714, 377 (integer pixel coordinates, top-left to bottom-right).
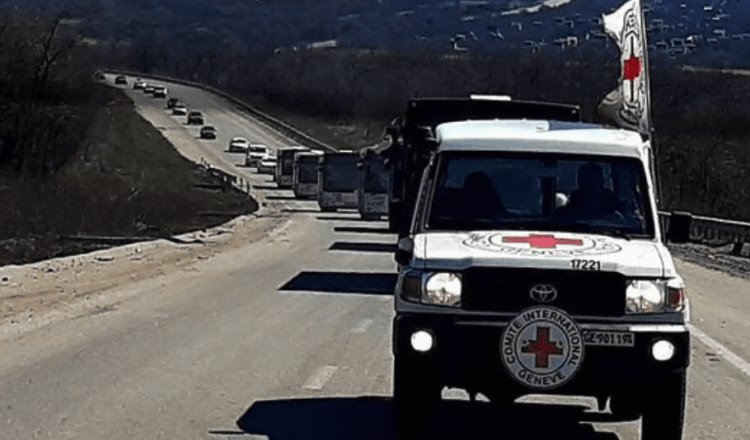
462, 268, 626, 317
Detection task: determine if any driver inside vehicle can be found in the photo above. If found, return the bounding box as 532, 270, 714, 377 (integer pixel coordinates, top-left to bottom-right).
558, 162, 620, 219
458, 171, 509, 220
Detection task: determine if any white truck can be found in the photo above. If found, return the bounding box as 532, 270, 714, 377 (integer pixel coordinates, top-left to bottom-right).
392, 119, 690, 440
276, 146, 309, 188
317, 151, 360, 212
293, 151, 323, 199
357, 149, 390, 220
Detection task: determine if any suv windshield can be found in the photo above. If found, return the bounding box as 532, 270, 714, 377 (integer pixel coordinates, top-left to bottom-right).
426, 152, 654, 237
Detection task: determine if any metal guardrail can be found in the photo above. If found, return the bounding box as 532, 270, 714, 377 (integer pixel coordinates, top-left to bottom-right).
198, 158, 252, 196
660, 211, 750, 256
105, 69, 750, 257
104, 69, 336, 152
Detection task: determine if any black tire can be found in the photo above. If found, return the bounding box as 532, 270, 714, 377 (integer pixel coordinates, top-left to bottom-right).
393, 356, 440, 439
484, 388, 517, 408
387, 202, 401, 232
609, 390, 642, 421
641, 372, 686, 440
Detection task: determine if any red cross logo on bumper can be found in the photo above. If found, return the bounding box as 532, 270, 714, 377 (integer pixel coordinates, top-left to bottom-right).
521, 326, 564, 369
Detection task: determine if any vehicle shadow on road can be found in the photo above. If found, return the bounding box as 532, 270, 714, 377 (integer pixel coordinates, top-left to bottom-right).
281, 208, 324, 214
252, 185, 281, 190
316, 215, 375, 222
329, 241, 397, 253
267, 195, 299, 201
233, 396, 620, 440
279, 271, 396, 295
334, 226, 394, 234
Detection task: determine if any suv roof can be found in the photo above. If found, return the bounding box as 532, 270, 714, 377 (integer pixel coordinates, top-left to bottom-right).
436, 120, 646, 158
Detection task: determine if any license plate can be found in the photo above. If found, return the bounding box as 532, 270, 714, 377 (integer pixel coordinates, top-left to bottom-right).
582, 330, 635, 347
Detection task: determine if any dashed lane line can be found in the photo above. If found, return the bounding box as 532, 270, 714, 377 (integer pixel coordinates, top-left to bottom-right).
351, 319, 374, 334
301, 365, 339, 390
690, 324, 750, 378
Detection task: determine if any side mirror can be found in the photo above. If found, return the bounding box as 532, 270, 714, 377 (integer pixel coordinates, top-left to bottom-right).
394, 237, 414, 266
383, 126, 399, 142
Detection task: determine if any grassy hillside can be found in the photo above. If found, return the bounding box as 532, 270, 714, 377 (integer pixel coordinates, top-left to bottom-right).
0, 14, 257, 265
197, 49, 749, 221
0, 87, 257, 266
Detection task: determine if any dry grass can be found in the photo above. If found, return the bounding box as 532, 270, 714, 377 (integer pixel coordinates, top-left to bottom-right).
0, 86, 257, 266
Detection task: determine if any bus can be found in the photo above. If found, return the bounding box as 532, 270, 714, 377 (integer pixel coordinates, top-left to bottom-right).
318, 151, 360, 212
276, 146, 309, 188
357, 149, 390, 220
293, 151, 323, 199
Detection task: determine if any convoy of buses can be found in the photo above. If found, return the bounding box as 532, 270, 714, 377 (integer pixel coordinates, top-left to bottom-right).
273, 145, 390, 219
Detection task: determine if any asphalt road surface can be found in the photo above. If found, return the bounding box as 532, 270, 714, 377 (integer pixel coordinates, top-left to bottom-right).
0, 75, 748, 440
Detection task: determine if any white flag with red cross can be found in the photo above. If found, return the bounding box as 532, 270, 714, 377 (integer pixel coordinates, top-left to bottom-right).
598, 0, 652, 135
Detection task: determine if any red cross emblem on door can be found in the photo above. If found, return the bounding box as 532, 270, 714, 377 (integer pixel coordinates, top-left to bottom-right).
521, 326, 564, 369
502, 234, 584, 249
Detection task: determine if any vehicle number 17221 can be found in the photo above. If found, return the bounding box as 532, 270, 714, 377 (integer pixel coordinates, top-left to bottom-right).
570, 259, 601, 271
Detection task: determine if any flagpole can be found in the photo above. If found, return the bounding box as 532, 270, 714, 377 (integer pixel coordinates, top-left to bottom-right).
637, 0, 662, 206
639, 0, 654, 142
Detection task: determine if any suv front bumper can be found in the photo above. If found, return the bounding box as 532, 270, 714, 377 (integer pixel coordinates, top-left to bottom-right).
393, 313, 690, 396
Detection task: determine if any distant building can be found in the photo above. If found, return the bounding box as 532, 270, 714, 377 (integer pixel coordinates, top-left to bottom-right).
307, 40, 339, 50
553, 36, 578, 49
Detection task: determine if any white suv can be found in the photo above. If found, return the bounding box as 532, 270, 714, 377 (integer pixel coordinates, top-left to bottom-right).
392, 119, 689, 440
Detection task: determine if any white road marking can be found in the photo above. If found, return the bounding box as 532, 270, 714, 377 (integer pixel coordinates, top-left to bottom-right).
690, 324, 750, 378
302, 365, 339, 390
351, 319, 374, 334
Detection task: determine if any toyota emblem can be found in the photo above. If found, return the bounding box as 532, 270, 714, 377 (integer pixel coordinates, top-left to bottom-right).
529, 284, 558, 303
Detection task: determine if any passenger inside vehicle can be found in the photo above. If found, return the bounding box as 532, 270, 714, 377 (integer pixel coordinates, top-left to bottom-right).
460, 171, 508, 219
558, 162, 621, 219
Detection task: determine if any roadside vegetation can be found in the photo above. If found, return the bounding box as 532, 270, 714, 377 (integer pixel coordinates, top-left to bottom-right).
0, 14, 256, 266
1, 8, 748, 266
129, 47, 750, 222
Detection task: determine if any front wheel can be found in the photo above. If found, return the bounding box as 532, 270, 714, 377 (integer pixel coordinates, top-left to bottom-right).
640, 372, 686, 440
393, 356, 440, 439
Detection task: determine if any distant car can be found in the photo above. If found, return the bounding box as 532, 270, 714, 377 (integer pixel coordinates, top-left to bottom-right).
133, 79, 147, 90
257, 155, 277, 175
143, 86, 155, 94
187, 111, 205, 125
115, 75, 128, 85
166, 98, 179, 109
152, 86, 168, 98
245, 144, 269, 166
95, 71, 106, 81
200, 125, 218, 140
172, 104, 188, 116
228, 137, 250, 153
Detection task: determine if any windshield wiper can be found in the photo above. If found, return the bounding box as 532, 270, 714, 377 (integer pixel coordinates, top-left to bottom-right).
428, 217, 498, 231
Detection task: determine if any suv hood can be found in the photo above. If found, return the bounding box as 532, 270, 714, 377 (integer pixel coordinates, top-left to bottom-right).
413, 230, 672, 277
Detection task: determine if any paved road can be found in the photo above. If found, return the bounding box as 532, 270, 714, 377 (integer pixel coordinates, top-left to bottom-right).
0, 76, 748, 440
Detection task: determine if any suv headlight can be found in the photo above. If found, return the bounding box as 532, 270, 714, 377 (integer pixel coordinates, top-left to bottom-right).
423, 272, 462, 307
626, 279, 686, 314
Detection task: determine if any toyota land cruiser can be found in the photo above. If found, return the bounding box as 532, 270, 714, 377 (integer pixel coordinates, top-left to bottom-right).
392, 119, 690, 440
